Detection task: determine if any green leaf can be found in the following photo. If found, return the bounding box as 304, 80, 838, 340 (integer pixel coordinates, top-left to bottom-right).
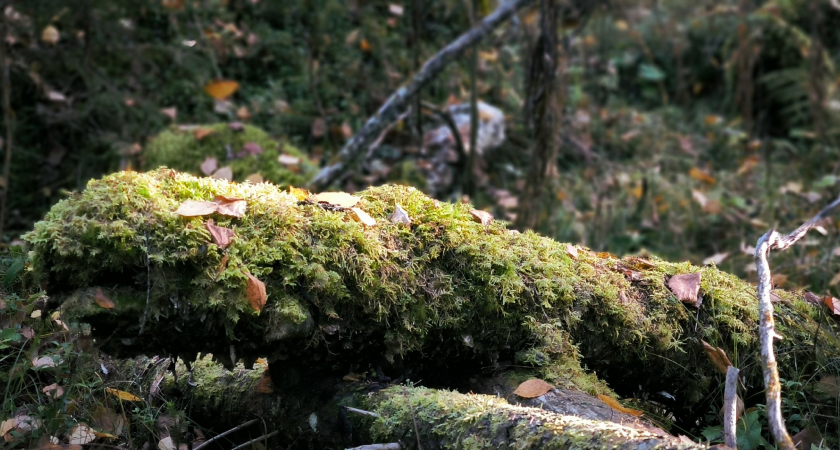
4, 257, 24, 287
0, 327, 22, 342
638, 63, 665, 82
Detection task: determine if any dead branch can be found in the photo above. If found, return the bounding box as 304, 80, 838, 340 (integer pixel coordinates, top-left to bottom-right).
754, 194, 840, 450
193, 418, 259, 450
723, 366, 740, 448
308, 0, 535, 189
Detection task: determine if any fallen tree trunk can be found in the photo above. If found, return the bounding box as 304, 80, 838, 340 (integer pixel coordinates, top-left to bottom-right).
23, 169, 840, 440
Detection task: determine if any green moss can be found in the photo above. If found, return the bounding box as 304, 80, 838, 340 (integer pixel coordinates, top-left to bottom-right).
143, 123, 316, 188
22, 169, 840, 418
364, 386, 703, 449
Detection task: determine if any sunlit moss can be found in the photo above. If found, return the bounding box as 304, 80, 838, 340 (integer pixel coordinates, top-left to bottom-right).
143, 123, 316, 188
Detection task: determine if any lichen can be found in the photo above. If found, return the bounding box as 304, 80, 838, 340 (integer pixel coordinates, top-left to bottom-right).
143, 123, 316, 188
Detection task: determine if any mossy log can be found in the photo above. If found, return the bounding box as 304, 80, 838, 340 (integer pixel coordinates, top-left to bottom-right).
23, 169, 840, 438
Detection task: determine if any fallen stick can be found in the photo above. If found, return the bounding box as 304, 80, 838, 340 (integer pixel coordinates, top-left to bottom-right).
723, 365, 740, 448
754, 194, 840, 450
308, 0, 535, 189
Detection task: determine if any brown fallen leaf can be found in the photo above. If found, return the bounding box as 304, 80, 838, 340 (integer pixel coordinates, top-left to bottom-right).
0, 419, 13, 436
200, 157, 218, 176
245, 273, 267, 312
803, 292, 822, 305
212, 166, 233, 181
175, 200, 218, 217
689, 167, 716, 185
597, 394, 644, 417
255, 371, 274, 394
351, 207, 376, 227
41, 25, 60, 45
205, 219, 235, 249
242, 142, 263, 156
565, 244, 578, 260
512, 379, 552, 398
91, 406, 124, 436
389, 204, 411, 226
824, 295, 840, 316
701, 340, 733, 375
228, 121, 244, 131
193, 128, 215, 140
312, 192, 360, 208
792, 427, 822, 450
245, 173, 264, 184
159, 107, 177, 121
342, 372, 361, 382
105, 388, 141, 402
668, 272, 702, 307
213, 195, 247, 218
93, 288, 115, 309
469, 209, 493, 226
204, 80, 239, 100
236, 106, 251, 121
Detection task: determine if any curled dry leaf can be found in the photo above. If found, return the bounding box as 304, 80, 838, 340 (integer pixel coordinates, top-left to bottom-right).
512, 379, 552, 398
668, 272, 702, 308
211, 166, 233, 181
175, 200, 218, 217
42, 383, 64, 398
350, 207, 376, 227
213, 195, 247, 218
278, 154, 300, 165
469, 209, 493, 226
312, 192, 360, 208
105, 388, 142, 402
200, 157, 218, 176
803, 291, 822, 305
390, 204, 411, 226
20, 327, 34, 339
565, 244, 578, 260
32, 356, 58, 368
193, 128, 215, 140
68, 424, 95, 445
701, 340, 733, 375
93, 288, 115, 309
204, 80, 240, 100
205, 219, 235, 249
598, 394, 644, 417
245, 273, 267, 312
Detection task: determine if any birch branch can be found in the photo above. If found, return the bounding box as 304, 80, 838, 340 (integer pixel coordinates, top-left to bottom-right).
754, 194, 840, 450
308, 0, 535, 189
723, 365, 740, 449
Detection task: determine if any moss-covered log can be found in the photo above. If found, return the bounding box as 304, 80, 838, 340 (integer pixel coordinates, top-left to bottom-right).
22, 169, 840, 437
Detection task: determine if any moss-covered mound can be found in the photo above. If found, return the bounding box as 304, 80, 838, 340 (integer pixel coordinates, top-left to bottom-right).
23, 169, 840, 432
143, 123, 317, 187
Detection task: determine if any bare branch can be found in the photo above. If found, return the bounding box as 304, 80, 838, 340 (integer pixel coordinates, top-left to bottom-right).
193, 418, 259, 450
754, 194, 840, 450
723, 366, 740, 448
308, 0, 535, 189
346, 444, 401, 450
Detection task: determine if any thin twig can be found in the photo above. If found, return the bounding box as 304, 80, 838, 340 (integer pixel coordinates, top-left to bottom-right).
139, 233, 151, 335
404, 388, 423, 450
344, 406, 381, 418
465, 0, 479, 200
230, 430, 278, 450
308, 0, 535, 189
0, 11, 14, 240
723, 365, 740, 448
754, 194, 840, 450
193, 419, 259, 450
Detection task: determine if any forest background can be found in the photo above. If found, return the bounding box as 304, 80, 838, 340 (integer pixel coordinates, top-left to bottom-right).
2, 0, 840, 448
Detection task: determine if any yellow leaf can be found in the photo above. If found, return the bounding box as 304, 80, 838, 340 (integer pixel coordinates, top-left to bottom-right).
105, 388, 142, 402
360, 38, 372, 53
597, 394, 644, 417
688, 167, 716, 185
312, 192, 360, 208
204, 80, 240, 100
193, 128, 215, 140
350, 207, 377, 227
289, 186, 310, 201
